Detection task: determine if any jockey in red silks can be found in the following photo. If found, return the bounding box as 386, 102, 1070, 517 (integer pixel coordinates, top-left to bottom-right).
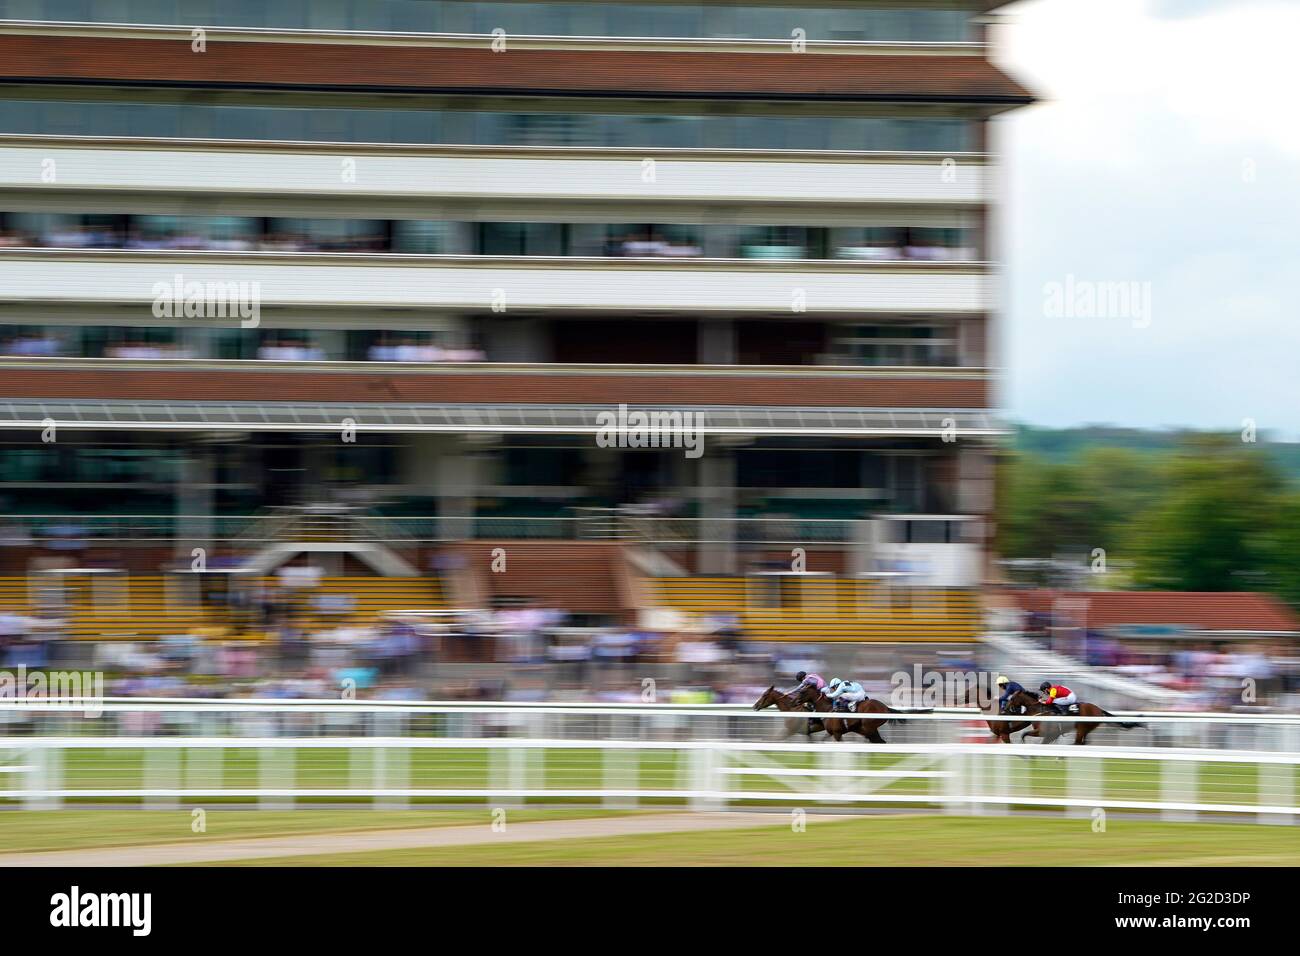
1038, 681, 1078, 714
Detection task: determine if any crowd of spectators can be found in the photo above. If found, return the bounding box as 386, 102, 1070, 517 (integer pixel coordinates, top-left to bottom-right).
0, 331, 487, 364
1, 217, 976, 261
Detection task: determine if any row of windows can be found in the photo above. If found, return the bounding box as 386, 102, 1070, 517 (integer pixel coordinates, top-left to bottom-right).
0, 326, 480, 362
0, 445, 931, 508
0, 1, 972, 42
0, 321, 960, 367
1, 212, 977, 261
1, 98, 971, 151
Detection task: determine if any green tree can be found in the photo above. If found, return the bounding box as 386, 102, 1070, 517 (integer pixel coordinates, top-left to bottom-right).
1129, 439, 1284, 591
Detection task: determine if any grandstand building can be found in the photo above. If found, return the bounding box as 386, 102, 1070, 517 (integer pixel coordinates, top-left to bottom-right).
0, 2, 1031, 648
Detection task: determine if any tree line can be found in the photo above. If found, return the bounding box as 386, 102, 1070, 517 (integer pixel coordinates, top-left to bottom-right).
997, 428, 1300, 608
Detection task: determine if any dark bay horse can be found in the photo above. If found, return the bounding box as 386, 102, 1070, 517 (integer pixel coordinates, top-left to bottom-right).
1005, 690, 1145, 746
788, 682, 923, 743
753, 685, 827, 739
984, 712, 1033, 744
954, 686, 1033, 743
981, 697, 1033, 744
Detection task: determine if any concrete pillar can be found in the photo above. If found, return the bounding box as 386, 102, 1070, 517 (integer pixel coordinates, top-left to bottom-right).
697, 449, 736, 574
401, 435, 480, 539
175, 446, 214, 560
956, 444, 995, 514
435, 439, 481, 540
957, 443, 996, 580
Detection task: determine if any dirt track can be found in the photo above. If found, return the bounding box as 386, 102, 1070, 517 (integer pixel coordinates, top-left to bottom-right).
0, 811, 852, 867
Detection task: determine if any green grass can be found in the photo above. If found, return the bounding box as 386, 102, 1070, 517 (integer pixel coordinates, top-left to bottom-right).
203, 814, 1300, 867
0, 808, 636, 853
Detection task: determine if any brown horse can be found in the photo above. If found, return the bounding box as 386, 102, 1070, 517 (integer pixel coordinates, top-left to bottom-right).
955, 687, 1032, 743
788, 682, 924, 743
753, 685, 827, 739
1005, 690, 1145, 746
982, 698, 1033, 744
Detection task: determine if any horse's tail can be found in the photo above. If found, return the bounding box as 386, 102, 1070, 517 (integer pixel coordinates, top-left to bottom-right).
1099, 707, 1145, 730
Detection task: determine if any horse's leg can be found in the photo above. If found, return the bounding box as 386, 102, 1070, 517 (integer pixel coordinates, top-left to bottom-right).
829, 718, 845, 742
866, 724, 886, 744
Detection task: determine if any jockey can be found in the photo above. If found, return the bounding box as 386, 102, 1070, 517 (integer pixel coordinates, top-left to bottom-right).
995, 675, 1026, 712
824, 677, 868, 712
1038, 680, 1078, 714
794, 670, 826, 693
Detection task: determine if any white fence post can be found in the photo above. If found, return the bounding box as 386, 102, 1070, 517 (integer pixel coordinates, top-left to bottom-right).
23, 743, 61, 810
144, 745, 180, 811
690, 746, 722, 811
942, 748, 967, 815
375, 746, 410, 811
603, 721, 638, 809
1259, 724, 1298, 825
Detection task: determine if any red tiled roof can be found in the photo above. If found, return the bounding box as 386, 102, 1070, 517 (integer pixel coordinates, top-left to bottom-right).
1007, 590, 1300, 634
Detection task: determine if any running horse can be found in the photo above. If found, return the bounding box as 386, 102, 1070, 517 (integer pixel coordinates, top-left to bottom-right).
1004, 690, 1145, 745
982, 697, 1034, 744
753, 685, 827, 739
954, 686, 1032, 744
788, 681, 924, 743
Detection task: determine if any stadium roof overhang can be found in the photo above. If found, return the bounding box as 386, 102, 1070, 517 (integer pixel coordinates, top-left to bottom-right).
0, 400, 1004, 438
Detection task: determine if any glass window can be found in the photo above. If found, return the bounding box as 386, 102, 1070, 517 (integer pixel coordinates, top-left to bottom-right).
17, 2, 970, 41
477, 221, 566, 255
828, 320, 958, 367
391, 220, 451, 253
737, 225, 811, 260
0, 96, 968, 152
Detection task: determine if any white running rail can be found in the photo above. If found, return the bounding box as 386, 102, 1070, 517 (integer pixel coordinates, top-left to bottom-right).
1, 701, 1297, 823
3, 736, 1297, 824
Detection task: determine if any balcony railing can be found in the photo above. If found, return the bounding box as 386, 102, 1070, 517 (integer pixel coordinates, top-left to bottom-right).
1, 512, 860, 546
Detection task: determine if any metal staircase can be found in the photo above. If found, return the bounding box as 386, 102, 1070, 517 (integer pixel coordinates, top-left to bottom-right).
981, 630, 1193, 710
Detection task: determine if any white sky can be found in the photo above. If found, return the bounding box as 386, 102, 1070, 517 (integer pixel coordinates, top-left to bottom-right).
991, 0, 1300, 434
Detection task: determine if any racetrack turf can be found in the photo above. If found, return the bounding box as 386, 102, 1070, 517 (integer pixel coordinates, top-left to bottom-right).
200, 813, 1300, 867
